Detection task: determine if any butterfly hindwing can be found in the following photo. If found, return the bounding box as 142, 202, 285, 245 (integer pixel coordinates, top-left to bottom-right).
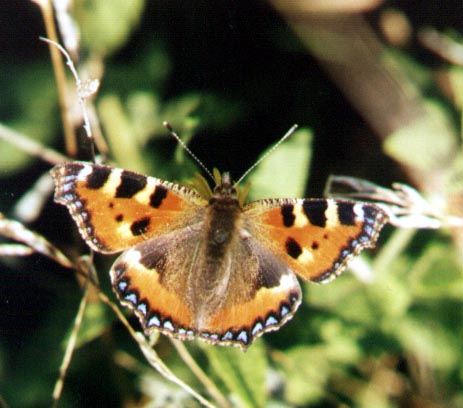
199, 235, 301, 348
111, 227, 200, 341
111, 224, 302, 350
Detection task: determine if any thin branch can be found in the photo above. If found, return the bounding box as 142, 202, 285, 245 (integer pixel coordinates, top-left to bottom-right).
52, 262, 92, 406
0, 213, 73, 268
13, 171, 56, 223
40, 37, 100, 161
171, 339, 231, 408
32, 0, 77, 155
0, 123, 69, 164
0, 244, 34, 257
419, 27, 463, 66
98, 291, 216, 408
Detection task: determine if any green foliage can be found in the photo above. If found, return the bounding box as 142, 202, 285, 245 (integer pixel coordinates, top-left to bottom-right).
75, 0, 145, 56
248, 128, 312, 200
205, 341, 267, 407
0, 65, 58, 175
384, 100, 457, 170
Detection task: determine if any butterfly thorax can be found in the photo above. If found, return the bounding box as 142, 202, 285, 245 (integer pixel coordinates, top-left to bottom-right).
207, 191, 240, 249
206, 172, 241, 254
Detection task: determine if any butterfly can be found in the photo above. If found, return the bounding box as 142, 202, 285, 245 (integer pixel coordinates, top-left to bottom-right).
51, 162, 388, 350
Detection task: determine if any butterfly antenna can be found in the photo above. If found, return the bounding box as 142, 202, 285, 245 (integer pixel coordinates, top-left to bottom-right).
163, 122, 215, 182
234, 124, 299, 187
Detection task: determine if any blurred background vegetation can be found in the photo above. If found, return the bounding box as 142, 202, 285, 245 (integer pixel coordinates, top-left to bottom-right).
0, 1, 462, 407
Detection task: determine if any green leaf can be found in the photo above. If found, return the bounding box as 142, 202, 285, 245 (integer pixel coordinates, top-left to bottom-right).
408, 242, 463, 299
449, 65, 463, 116
383, 100, 457, 170
0, 65, 58, 175
73, 302, 109, 348
390, 316, 460, 372
98, 94, 148, 173
204, 340, 267, 408
76, 0, 145, 56
282, 346, 329, 406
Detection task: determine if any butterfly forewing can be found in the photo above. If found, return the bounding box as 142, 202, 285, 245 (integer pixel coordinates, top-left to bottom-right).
51, 162, 205, 253
245, 198, 388, 283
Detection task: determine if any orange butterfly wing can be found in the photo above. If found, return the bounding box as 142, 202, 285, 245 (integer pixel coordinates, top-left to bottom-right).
245, 198, 388, 283
51, 162, 205, 253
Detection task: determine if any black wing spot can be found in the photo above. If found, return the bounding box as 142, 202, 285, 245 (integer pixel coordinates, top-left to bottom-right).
150, 185, 168, 208
131, 217, 150, 236
302, 200, 327, 228
281, 204, 295, 227
86, 166, 111, 189
115, 214, 124, 222
311, 241, 320, 250
337, 201, 356, 226
285, 237, 302, 259
116, 171, 147, 198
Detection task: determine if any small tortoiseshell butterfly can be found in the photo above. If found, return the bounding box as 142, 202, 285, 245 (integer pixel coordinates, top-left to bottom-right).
51, 162, 388, 350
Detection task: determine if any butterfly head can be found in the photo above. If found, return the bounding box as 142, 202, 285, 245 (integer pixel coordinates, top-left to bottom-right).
212, 172, 237, 198
186, 168, 250, 206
